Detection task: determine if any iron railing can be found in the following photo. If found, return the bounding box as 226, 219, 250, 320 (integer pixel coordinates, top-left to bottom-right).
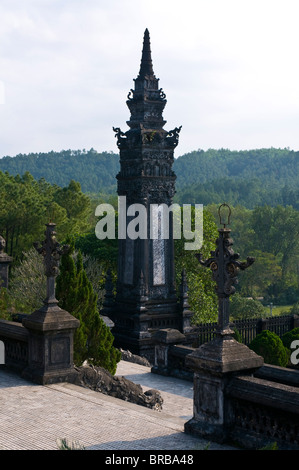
193, 314, 298, 347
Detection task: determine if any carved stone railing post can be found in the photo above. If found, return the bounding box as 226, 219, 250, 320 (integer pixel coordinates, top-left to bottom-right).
0, 236, 12, 289
22, 223, 80, 385
184, 204, 264, 443
151, 328, 186, 376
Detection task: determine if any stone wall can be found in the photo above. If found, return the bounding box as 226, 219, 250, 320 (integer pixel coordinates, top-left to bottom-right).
0, 319, 28, 372
153, 328, 299, 450
227, 369, 299, 449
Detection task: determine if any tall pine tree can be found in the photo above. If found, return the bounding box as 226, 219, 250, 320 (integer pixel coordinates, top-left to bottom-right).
56, 241, 121, 374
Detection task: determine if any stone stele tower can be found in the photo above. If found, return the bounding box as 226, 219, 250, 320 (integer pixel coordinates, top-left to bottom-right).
107, 29, 191, 360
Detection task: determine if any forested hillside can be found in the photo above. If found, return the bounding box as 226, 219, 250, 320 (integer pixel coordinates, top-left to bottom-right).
0, 171, 92, 260
2, 146, 299, 320
1, 147, 298, 208
0, 148, 119, 195
173, 147, 299, 208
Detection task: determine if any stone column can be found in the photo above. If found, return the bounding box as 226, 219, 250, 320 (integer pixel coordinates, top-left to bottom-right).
184, 333, 263, 442
0, 236, 12, 289
184, 204, 264, 443
22, 223, 79, 385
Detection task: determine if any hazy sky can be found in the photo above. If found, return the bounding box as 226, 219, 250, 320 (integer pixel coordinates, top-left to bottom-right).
1, 0, 299, 158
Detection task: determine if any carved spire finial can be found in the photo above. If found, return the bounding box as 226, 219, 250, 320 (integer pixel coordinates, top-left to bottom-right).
138, 28, 154, 78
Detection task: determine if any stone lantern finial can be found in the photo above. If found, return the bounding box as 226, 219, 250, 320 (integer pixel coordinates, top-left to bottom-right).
33, 222, 69, 307
195, 203, 255, 337
22, 222, 79, 385
185, 205, 263, 443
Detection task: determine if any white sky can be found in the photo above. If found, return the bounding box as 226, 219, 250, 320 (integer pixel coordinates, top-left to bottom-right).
1, 0, 299, 158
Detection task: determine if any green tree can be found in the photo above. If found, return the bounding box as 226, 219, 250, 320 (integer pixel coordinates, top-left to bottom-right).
251, 205, 299, 278
249, 330, 289, 367
206, 203, 255, 256
8, 247, 46, 313
175, 207, 218, 324
75, 231, 118, 272
0, 171, 47, 259
230, 293, 265, 320
56, 242, 121, 374
54, 180, 92, 236
289, 302, 299, 316
0, 287, 15, 320
0, 171, 94, 262
238, 250, 282, 298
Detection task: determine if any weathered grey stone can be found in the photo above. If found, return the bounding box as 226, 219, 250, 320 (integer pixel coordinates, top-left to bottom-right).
75, 364, 163, 410
184, 334, 264, 443
120, 348, 151, 367
254, 363, 299, 387
151, 328, 187, 376
186, 335, 264, 375
21, 223, 80, 385
152, 328, 186, 345
107, 30, 188, 360
184, 213, 265, 444
227, 374, 299, 414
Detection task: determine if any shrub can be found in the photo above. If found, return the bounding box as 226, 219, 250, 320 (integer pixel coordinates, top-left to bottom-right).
8, 247, 46, 313
0, 287, 15, 320
249, 330, 289, 367
230, 293, 265, 320
56, 241, 121, 374
281, 328, 299, 349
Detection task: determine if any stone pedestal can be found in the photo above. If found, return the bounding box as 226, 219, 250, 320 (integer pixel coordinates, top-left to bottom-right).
151, 328, 186, 376
184, 334, 264, 443
22, 304, 80, 385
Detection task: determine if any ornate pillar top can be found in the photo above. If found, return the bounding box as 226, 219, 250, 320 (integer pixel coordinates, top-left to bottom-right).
34, 222, 69, 306
34, 223, 69, 277
196, 204, 255, 336
113, 29, 182, 149
23, 222, 80, 332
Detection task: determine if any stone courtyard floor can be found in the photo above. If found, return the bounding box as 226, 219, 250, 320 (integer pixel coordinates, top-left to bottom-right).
0, 360, 238, 451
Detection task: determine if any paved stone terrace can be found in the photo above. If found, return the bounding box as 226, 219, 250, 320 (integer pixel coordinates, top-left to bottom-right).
0, 361, 237, 451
